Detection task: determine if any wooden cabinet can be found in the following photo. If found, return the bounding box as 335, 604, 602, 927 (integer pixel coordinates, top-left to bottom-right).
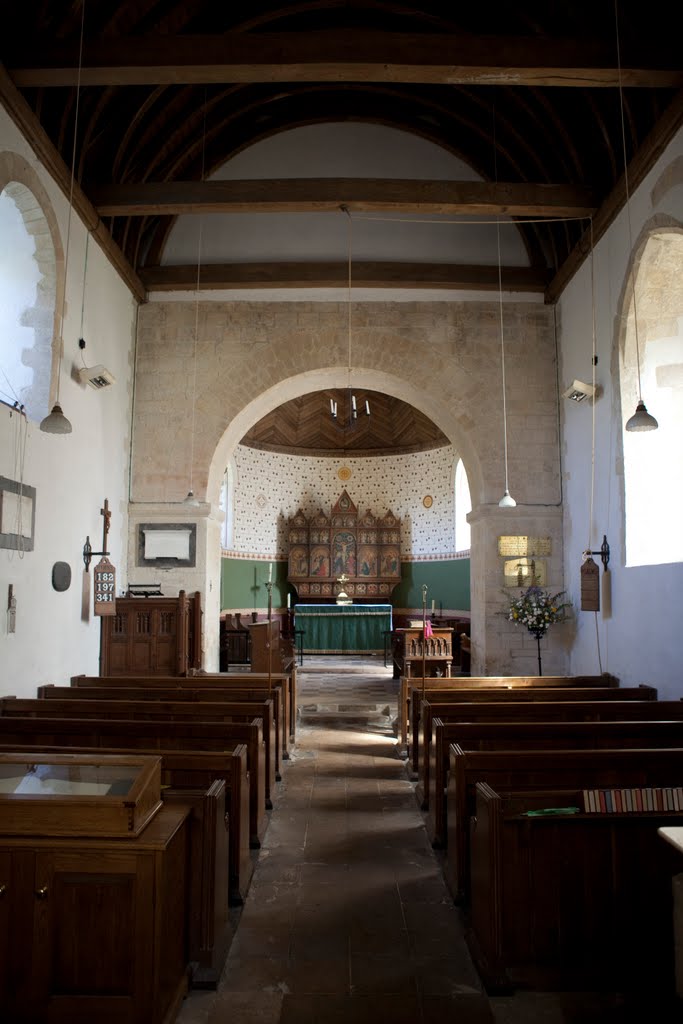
0, 754, 191, 1023
99, 590, 202, 676
0, 806, 190, 1024
392, 627, 454, 678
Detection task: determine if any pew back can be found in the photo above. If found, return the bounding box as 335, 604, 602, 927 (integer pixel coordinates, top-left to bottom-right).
469, 781, 683, 996
0, 715, 268, 847
399, 673, 620, 745
1, 695, 277, 810
427, 717, 683, 847
72, 671, 297, 744
411, 685, 658, 774
447, 744, 683, 905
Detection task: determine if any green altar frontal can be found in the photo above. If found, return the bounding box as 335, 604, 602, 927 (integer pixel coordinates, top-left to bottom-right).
295, 604, 392, 654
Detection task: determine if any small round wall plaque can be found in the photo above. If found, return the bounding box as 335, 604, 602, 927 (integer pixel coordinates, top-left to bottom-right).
52, 561, 72, 592
423, 495, 433, 509
338, 466, 352, 482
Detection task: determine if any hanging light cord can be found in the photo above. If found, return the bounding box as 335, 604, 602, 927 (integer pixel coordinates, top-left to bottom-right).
496, 219, 511, 496
188, 101, 207, 497
79, 230, 89, 366
55, 0, 86, 405
588, 217, 597, 553
587, 215, 604, 674
615, 0, 644, 403
342, 204, 353, 394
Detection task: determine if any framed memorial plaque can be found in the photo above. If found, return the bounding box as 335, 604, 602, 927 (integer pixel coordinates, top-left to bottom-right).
93, 556, 117, 616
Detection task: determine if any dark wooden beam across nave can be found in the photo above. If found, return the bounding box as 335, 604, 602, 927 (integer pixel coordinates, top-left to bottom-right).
90, 179, 596, 218
140, 261, 549, 293
7, 32, 682, 89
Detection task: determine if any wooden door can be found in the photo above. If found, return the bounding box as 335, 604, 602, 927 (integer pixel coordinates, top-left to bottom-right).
31, 848, 155, 1023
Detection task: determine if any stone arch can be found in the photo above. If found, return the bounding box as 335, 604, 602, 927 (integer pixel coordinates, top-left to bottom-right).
206, 365, 484, 513
0, 152, 64, 420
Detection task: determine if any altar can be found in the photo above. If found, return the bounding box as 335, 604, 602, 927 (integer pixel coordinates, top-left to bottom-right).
294, 604, 392, 655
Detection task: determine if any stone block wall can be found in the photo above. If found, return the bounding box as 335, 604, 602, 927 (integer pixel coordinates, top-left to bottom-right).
131, 297, 563, 672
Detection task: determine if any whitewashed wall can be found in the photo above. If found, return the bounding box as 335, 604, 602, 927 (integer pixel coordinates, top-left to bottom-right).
0, 106, 137, 695
557, 127, 683, 698
228, 443, 458, 558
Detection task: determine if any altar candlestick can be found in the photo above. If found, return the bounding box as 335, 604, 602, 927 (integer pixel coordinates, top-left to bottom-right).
268, 563, 272, 583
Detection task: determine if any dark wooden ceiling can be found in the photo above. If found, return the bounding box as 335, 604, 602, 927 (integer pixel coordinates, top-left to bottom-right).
2, 1, 681, 304
241, 389, 450, 456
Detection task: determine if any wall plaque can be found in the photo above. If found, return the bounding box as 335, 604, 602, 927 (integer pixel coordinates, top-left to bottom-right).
93, 557, 117, 616
498, 535, 552, 557
503, 557, 546, 589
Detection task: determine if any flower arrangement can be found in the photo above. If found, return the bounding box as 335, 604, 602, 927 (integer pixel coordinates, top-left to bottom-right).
508, 585, 569, 639
507, 585, 570, 675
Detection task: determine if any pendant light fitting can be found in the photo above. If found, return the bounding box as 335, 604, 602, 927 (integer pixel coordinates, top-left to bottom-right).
496, 221, 516, 509
614, 0, 657, 433
40, 0, 87, 434
329, 206, 370, 429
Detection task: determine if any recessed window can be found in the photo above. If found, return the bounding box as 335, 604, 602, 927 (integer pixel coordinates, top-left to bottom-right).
454, 458, 471, 553
621, 231, 683, 567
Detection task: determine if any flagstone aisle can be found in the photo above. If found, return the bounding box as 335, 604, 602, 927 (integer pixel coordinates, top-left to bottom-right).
174, 658, 639, 1024
175, 656, 493, 1024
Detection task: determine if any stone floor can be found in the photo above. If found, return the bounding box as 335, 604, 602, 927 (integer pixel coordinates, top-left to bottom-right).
174, 656, 678, 1024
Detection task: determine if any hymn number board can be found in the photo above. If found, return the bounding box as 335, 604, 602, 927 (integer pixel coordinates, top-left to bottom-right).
93, 557, 117, 616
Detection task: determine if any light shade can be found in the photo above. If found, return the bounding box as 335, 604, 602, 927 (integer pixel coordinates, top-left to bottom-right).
498, 489, 517, 508
183, 489, 201, 506
625, 399, 658, 432
39, 403, 72, 434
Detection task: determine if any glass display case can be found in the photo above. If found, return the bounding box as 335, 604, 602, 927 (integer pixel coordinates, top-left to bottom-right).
0, 752, 162, 837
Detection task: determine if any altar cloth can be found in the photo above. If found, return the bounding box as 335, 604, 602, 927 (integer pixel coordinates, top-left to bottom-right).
294, 604, 392, 654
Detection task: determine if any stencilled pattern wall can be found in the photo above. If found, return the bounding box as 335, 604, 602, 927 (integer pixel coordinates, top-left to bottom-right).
227, 443, 459, 559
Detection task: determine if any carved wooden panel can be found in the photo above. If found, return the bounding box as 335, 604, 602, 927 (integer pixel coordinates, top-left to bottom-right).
287, 491, 401, 601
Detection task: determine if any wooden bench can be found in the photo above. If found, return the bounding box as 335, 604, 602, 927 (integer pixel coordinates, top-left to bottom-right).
469, 780, 683, 998
0, 715, 268, 848
446, 744, 683, 907
73, 671, 297, 750
39, 683, 286, 783
399, 673, 620, 749
2, 694, 277, 816
409, 688, 659, 782
428, 716, 683, 848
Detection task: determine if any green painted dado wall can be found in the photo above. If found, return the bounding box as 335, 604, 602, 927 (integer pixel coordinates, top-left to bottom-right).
221, 557, 470, 612
391, 559, 470, 612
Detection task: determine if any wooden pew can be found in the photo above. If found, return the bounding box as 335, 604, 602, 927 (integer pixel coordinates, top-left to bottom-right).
39, 683, 286, 782
1, 695, 276, 816
0, 742, 252, 907
409, 688, 659, 782
398, 673, 620, 749
73, 671, 297, 750
428, 716, 683, 848
160, 782, 231, 988
446, 744, 683, 906
469, 780, 683, 998
0, 716, 268, 848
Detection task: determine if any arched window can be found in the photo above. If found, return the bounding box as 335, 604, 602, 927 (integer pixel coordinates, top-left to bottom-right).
0, 177, 57, 421
621, 230, 683, 567
454, 458, 472, 553
220, 457, 237, 550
